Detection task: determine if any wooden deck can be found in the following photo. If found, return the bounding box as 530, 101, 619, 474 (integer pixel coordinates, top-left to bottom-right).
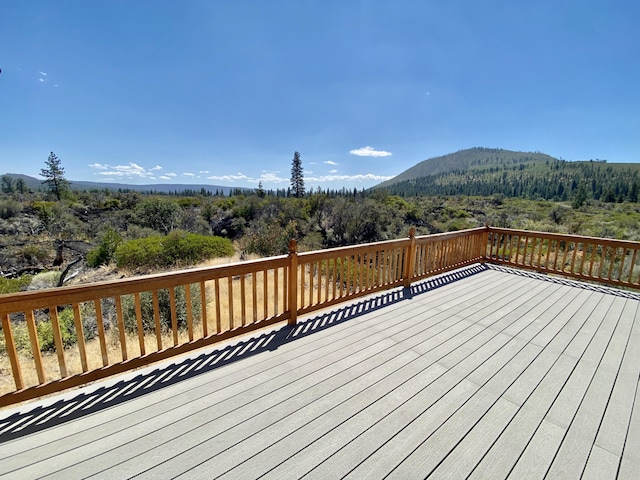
0, 263, 638, 479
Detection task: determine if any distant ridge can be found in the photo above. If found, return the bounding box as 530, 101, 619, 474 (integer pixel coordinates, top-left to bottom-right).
374, 147, 640, 201
376, 147, 557, 188
2, 174, 247, 195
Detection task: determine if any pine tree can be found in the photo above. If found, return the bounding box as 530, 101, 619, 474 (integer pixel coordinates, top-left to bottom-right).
290, 151, 305, 198
41, 152, 70, 200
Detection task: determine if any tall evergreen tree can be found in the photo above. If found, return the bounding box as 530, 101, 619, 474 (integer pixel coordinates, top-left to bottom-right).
41, 152, 70, 200
290, 151, 305, 198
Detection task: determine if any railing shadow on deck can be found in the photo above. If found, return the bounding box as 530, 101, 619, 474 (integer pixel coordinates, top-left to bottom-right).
0, 263, 487, 442
486, 264, 640, 300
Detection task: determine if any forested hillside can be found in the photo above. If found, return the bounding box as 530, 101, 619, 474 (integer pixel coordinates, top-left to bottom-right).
377, 148, 640, 203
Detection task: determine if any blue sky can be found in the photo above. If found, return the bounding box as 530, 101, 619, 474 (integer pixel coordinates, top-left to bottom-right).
1, 0, 638, 190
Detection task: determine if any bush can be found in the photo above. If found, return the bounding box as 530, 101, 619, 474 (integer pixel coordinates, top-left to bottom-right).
0, 199, 23, 219
87, 228, 123, 267
0, 275, 32, 295
115, 231, 234, 269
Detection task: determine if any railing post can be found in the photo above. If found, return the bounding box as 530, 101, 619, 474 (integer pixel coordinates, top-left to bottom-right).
404, 228, 417, 288
288, 239, 298, 325
481, 224, 490, 263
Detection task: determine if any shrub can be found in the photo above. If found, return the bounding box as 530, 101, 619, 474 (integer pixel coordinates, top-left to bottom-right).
0, 199, 23, 219
0, 275, 32, 295
114, 231, 233, 269
87, 228, 123, 267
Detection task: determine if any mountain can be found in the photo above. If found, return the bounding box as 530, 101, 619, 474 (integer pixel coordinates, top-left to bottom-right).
375, 147, 640, 202
2, 174, 246, 196
376, 147, 557, 188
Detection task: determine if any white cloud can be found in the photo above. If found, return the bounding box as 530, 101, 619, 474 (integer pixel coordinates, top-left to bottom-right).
38, 78, 45, 83
89, 162, 164, 179
207, 173, 250, 182
199, 170, 210, 174
182, 172, 196, 177
151, 165, 162, 171
166, 172, 177, 177
307, 173, 393, 183
329, 169, 338, 173
349, 146, 392, 157
159, 175, 172, 180
88, 163, 108, 170
39, 71, 48, 76
324, 160, 339, 165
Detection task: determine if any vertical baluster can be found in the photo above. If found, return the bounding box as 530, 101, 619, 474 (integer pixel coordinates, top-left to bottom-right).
324, 259, 330, 303
25, 310, 45, 383
578, 243, 587, 277
561, 241, 570, 272
606, 246, 616, 280
226, 278, 234, 331
200, 280, 208, 338
570, 242, 579, 275
283, 266, 288, 313
2, 313, 23, 390
552, 240, 560, 271
628, 249, 638, 285
598, 245, 607, 279
240, 275, 246, 327
214, 278, 222, 332
274, 267, 279, 315
152, 290, 162, 350
526, 237, 536, 267
252, 272, 258, 323
94, 299, 109, 366
169, 286, 179, 345
186, 284, 194, 340
332, 258, 338, 300
134, 293, 146, 356
537, 236, 544, 268
588, 244, 596, 277
71, 303, 88, 372
262, 270, 268, 319
617, 249, 627, 281
309, 262, 314, 307
115, 295, 127, 361
49, 306, 68, 378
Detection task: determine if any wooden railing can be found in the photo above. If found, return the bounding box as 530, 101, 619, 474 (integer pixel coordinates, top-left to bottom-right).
1, 225, 638, 407
487, 227, 640, 290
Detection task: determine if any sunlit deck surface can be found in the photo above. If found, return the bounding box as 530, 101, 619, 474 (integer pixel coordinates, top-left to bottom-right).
1, 264, 639, 479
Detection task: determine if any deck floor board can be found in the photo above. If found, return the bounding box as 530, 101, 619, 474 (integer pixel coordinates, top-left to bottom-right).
0, 264, 638, 480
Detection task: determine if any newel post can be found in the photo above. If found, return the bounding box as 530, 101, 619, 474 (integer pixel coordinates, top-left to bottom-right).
288, 239, 298, 325
404, 228, 417, 288
481, 223, 490, 263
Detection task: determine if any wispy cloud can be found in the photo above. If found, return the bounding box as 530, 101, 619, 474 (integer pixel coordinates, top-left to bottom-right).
88, 163, 108, 170
207, 173, 250, 182
39, 78, 45, 83
307, 173, 393, 183
324, 160, 339, 165
329, 169, 338, 173
349, 146, 392, 157
89, 162, 166, 179
182, 172, 196, 177
39, 71, 48, 76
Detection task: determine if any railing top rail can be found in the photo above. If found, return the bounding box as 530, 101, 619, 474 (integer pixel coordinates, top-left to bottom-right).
296, 227, 487, 261
415, 227, 487, 243
487, 226, 640, 248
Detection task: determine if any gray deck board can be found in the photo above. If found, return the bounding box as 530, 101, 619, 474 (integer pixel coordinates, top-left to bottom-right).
0, 264, 638, 479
